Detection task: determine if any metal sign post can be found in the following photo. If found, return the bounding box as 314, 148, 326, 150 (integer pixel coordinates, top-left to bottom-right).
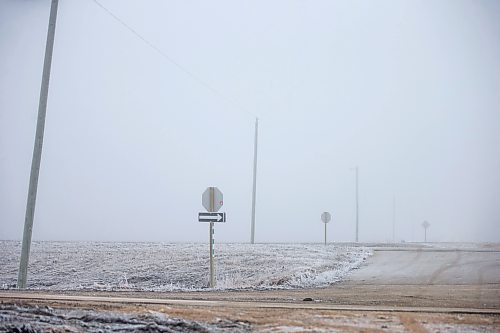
199, 187, 225, 288
321, 212, 331, 245
209, 222, 214, 288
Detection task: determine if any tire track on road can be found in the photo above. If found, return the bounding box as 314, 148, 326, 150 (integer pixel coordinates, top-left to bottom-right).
394, 247, 423, 273
428, 250, 462, 285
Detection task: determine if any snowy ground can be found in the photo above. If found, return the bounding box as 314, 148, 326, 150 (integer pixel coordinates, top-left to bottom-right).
0, 303, 251, 333
1, 243, 498, 332
0, 241, 371, 291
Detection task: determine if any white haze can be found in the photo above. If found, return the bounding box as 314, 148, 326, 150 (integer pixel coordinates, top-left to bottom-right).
1, 0, 499, 243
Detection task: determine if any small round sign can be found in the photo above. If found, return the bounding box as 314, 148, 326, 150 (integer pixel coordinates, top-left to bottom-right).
321, 212, 331, 223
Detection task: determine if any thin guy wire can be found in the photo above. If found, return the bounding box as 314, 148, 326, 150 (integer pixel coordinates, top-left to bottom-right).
92, 0, 255, 118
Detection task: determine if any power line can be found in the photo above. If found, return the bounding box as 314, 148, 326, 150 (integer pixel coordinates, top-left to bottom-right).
91, 0, 255, 118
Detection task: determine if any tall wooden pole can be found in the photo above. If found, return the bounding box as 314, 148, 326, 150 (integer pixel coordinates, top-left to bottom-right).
18, 0, 59, 289
250, 118, 258, 244
355, 166, 359, 242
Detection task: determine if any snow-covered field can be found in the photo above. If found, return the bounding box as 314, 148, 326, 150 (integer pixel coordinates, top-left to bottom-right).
0, 241, 371, 291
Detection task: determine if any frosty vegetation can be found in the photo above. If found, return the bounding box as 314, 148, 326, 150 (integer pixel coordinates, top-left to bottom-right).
0, 241, 371, 291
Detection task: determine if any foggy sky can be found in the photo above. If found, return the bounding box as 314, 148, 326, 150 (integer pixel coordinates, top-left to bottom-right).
1, 0, 499, 243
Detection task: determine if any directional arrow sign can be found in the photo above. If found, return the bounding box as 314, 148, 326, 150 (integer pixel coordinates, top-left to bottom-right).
199, 212, 226, 223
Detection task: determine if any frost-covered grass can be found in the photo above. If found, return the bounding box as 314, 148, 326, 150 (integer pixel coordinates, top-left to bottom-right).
0, 241, 371, 291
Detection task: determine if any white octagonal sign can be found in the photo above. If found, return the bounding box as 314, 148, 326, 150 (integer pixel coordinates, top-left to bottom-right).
202, 187, 223, 212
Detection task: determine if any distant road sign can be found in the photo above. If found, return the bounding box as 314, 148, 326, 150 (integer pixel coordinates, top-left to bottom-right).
202, 187, 223, 212
199, 212, 226, 222
321, 212, 331, 223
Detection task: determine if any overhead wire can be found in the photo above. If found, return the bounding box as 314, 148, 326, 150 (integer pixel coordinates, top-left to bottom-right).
91, 0, 256, 119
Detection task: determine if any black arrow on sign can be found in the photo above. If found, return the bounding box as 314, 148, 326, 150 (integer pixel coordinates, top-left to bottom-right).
198, 212, 226, 222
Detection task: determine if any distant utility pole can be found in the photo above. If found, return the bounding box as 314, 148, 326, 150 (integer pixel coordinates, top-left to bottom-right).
250, 118, 258, 244
422, 220, 430, 242
351, 166, 359, 242
18, 0, 59, 289
392, 195, 396, 243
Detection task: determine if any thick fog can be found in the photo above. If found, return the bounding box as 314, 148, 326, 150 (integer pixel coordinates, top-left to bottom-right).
1, 0, 499, 243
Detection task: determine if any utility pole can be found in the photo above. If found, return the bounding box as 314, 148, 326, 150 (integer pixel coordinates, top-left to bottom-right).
250, 118, 258, 244
422, 220, 430, 242
18, 0, 59, 289
352, 166, 359, 242
392, 195, 396, 243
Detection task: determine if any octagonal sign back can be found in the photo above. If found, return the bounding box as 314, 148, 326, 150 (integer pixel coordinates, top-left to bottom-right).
202, 187, 223, 212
